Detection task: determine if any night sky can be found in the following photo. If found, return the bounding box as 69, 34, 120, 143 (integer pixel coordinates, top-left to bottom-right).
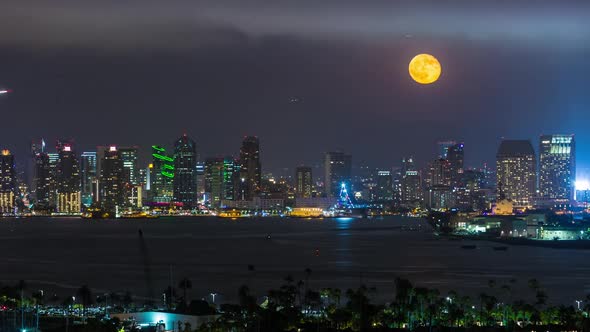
1, 1, 589, 176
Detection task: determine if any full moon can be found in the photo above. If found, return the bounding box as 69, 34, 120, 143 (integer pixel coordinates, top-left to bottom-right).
408, 54, 441, 84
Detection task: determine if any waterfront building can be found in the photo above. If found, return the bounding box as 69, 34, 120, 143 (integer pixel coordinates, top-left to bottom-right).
173, 134, 198, 208
100, 146, 124, 215
119, 146, 139, 186
0, 150, 17, 213
32, 147, 52, 210
295, 166, 313, 198
56, 142, 81, 213
374, 169, 393, 201
539, 134, 575, 202
238, 136, 261, 200
80, 152, 97, 207
150, 145, 174, 203
205, 157, 239, 208
496, 140, 536, 207
324, 152, 352, 197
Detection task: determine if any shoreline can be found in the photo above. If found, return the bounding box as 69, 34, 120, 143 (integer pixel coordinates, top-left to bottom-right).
443, 233, 590, 249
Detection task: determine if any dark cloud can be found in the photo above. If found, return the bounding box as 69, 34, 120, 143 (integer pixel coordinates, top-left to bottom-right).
0, 1, 589, 176
1, 1, 589, 50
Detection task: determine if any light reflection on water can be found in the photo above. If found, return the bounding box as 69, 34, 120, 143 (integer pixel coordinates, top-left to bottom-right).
0, 216, 589, 304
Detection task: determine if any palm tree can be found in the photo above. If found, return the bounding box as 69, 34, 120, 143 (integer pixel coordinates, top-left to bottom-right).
178, 277, 192, 305
18, 280, 26, 331
304, 268, 312, 306
77, 284, 93, 323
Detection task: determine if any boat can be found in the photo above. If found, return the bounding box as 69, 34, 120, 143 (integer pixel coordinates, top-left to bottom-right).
460, 245, 477, 249
492, 246, 508, 251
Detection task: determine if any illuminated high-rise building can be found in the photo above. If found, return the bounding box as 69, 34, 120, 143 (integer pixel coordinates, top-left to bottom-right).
295, 166, 313, 198
56, 142, 81, 213
196, 161, 205, 201
47, 152, 59, 208
425, 158, 453, 209
447, 143, 464, 187
119, 146, 139, 186
100, 146, 124, 215
539, 134, 575, 201
374, 169, 393, 201
0, 150, 17, 213
150, 145, 174, 203
496, 140, 536, 207
401, 157, 422, 206
437, 140, 457, 159
324, 152, 352, 197
238, 136, 261, 200
32, 140, 52, 210
427, 158, 451, 187
80, 152, 97, 207
205, 157, 239, 207
173, 134, 198, 208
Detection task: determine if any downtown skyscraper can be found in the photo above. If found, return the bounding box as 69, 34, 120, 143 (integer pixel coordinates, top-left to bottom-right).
100, 146, 124, 215
324, 152, 352, 197
150, 145, 174, 203
539, 134, 575, 201
80, 151, 97, 207
496, 140, 536, 207
0, 150, 17, 213
238, 136, 261, 200
173, 134, 198, 208
295, 166, 313, 198
205, 157, 239, 207
56, 142, 81, 213
31, 139, 52, 210
446, 143, 464, 187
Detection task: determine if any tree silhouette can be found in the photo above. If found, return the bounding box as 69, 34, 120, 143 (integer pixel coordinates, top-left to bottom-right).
178, 277, 192, 305
77, 284, 93, 323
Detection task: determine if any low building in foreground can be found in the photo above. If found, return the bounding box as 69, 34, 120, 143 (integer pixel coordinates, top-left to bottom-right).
111, 311, 217, 332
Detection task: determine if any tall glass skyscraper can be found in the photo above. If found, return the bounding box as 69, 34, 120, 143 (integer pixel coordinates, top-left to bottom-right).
324, 152, 352, 197
447, 143, 464, 187
295, 166, 313, 198
205, 157, 239, 207
173, 134, 197, 208
32, 141, 52, 210
56, 142, 81, 213
119, 146, 139, 186
0, 150, 17, 213
100, 146, 124, 215
150, 145, 174, 203
238, 136, 261, 200
47, 152, 59, 209
80, 151, 97, 207
539, 134, 575, 201
496, 140, 536, 207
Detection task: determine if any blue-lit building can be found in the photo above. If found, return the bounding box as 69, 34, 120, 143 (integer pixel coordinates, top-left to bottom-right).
80, 151, 97, 207
539, 134, 575, 202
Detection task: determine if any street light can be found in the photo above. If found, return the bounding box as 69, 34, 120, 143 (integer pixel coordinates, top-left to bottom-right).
575, 300, 583, 310
210, 293, 218, 305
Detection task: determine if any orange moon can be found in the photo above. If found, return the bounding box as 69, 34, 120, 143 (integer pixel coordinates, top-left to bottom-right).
408, 54, 441, 84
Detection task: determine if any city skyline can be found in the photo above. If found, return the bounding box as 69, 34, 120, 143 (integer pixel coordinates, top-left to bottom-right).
1, 133, 585, 177
1, 2, 590, 176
